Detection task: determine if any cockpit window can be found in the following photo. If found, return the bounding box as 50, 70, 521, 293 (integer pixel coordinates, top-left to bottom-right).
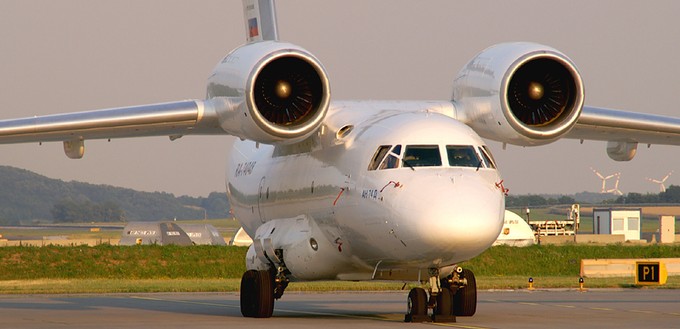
368, 145, 391, 171
403, 145, 441, 167
380, 145, 402, 169
479, 146, 497, 169
369, 144, 495, 171
446, 145, 481, 167
392, 145, 402, 156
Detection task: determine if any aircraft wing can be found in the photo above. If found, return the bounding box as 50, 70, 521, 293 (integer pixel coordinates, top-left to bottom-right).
568, 106, 680, 145
0, 99, 227, 158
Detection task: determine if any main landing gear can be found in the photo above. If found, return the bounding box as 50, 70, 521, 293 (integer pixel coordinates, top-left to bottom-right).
404, 266, 477, 323
240, 265, 289, 318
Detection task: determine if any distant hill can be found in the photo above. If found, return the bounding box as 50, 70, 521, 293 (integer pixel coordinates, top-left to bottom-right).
0, 166, 229, 225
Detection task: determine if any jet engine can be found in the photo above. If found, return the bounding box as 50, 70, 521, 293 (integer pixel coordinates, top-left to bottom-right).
207, 41, 330, 144
452, 42, 584, 146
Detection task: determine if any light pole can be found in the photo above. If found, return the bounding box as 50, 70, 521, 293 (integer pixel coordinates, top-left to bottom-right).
525, 207, 530, 223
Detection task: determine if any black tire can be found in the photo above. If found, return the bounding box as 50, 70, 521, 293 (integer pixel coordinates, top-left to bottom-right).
435, 287, 453, 316
240, 270, 275, 318
240, 270, 257, 317
255, 269, 275, 318
407, 287, 427, 316
453, 269, 477, 316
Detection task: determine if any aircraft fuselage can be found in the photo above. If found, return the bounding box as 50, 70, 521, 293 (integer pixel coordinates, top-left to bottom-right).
227, 101, 505, 281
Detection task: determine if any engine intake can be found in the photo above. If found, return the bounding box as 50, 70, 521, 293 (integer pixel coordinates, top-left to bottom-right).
207, 41, 330, 144
453, 42, 584, 146
507, 58, 577, 127
253, 56, 324, 127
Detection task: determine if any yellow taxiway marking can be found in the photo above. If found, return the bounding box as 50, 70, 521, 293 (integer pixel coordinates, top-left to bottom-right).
130, 295, 498, 328
130, 295, 402, 323
512, 299, 677, 317
130, 295, 236, 308
428, 323, 491, 329
629, 309, 655, 314
554, 304, 576, 309
589, 307, 613, 311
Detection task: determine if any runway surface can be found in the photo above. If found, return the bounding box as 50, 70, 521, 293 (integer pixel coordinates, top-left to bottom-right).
1, 289, 679, 328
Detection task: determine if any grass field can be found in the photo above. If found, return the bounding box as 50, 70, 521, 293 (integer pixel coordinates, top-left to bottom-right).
2, 217, 679, 294
1, 244, 679, 294
0, 245, 247, 280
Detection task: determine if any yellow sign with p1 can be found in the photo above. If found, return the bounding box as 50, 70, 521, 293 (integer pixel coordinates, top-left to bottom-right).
635, 261, 667, 285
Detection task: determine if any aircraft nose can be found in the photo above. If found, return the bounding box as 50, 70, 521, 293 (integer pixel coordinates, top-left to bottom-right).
400, 174, 504, 261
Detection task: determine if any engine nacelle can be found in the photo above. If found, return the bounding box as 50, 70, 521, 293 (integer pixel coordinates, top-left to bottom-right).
207, 41, 330, 144
452, 42, 584, 146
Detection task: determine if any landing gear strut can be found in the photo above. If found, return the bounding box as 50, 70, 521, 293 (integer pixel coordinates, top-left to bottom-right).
404, 266, 477, 323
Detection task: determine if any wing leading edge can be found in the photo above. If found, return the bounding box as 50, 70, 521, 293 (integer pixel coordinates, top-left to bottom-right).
566, 106, 680, 161
0, 99, 228, 158
569, 106, 680, 145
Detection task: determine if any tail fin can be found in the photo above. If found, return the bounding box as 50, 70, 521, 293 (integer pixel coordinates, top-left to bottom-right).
243, 0, 279, 42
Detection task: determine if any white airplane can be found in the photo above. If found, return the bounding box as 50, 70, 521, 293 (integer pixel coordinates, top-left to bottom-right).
2, 0, 680, 323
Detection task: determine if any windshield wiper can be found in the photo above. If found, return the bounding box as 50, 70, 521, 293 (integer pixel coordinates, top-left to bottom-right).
402, 159, 416, 171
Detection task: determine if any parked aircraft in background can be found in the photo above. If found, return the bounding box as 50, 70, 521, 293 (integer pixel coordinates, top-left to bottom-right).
2, 0, 680, 322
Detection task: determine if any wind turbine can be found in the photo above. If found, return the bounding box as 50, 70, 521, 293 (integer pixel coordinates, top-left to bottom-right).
608, 173, 623, 196
591, 167, 623, 195
646, 171, 673, 192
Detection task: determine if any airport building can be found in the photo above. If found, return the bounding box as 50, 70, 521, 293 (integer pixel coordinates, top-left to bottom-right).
592, 208, 641, 241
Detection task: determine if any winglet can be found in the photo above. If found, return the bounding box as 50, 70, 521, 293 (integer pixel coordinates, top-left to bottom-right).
243, 0, 279, 42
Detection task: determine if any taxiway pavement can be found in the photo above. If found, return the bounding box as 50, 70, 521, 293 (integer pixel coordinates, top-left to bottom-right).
0, 289, 678, 328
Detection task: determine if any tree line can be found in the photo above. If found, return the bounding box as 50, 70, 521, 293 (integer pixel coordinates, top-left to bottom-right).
613, 185, 680, 204
506, 185, 680, 207
0, 166, 229, 225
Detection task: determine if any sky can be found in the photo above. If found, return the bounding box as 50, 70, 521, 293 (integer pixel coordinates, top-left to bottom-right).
1, 0, 679, 197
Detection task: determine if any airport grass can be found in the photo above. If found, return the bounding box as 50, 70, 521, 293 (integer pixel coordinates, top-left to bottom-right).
0, 245, 248, 280
1, 244, 680, 294
0, 279, 410, 294
461, 244, 680, 276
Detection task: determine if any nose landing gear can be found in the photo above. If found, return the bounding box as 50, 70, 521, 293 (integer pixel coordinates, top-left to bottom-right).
404, 266, 477, 323
240, 250, 290, 318
240, 269, 274, 318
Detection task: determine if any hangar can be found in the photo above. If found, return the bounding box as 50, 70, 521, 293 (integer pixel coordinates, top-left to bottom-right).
120, 222, 226, 246
176, 224, 226, 245
120, 222, 193, 246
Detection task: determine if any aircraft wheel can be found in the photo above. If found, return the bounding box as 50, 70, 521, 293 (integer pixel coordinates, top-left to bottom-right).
405, 287, 428, 322
435, 287, 453, 316
453, 269, 477, 316
240, 269, 275, 318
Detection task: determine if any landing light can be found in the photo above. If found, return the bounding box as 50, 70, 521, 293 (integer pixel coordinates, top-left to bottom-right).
336, 125, 354, 139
